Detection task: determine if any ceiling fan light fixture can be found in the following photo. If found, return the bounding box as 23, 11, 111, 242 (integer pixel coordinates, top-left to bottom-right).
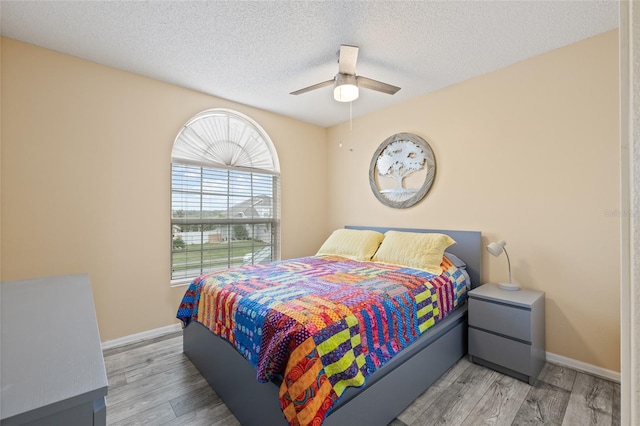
333, 74, 359, 102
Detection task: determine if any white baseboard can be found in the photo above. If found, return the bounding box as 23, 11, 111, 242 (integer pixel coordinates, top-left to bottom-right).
101, 323, 182, 350
546, 351, 620, 383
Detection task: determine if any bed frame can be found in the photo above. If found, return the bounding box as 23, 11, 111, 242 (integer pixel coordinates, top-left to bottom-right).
183, 226, 481, 425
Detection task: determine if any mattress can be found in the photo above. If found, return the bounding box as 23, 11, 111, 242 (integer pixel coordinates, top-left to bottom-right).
177, 254, 469, 426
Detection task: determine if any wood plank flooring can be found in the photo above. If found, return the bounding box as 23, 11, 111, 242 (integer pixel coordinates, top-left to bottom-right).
103, 332, 620, 426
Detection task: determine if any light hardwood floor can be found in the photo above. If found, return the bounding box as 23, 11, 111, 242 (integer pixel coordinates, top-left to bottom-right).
103, 332, 620, 426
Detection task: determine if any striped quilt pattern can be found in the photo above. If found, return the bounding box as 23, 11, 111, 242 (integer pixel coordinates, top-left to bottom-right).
177, 255, 468, 426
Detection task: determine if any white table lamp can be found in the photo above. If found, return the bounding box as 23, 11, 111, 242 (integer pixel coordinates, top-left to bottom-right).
486, 240, 520, 291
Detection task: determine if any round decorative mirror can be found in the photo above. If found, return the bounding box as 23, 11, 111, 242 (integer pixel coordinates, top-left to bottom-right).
369, 133, 436, 209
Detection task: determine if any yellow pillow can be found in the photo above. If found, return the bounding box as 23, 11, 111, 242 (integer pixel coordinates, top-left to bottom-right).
316, 229, 385, 261
372, 231, 456, 274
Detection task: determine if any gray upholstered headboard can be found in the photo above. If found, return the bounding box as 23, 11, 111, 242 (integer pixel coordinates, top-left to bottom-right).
345, 225, 482, 289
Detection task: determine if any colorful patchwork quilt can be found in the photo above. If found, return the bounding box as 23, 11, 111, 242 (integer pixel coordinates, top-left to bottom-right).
176, 255, 468, 426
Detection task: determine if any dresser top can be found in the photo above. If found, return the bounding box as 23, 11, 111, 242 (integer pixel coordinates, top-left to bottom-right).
1, 273, 108, 422
468, 283, 544, 308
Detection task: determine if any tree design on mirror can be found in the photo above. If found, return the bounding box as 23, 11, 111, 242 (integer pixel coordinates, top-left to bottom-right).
369, 133, 436, 208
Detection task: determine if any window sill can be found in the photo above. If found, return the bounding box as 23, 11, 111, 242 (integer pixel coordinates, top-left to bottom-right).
170, 278, 193, 287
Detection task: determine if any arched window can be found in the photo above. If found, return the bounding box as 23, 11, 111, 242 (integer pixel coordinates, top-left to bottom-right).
170, 109, 280, 283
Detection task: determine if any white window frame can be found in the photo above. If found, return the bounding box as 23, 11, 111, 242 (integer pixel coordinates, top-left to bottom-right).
170, 109, 280, 285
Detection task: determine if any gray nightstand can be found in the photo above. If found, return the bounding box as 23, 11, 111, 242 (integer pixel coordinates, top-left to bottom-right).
468, 283, 545, 385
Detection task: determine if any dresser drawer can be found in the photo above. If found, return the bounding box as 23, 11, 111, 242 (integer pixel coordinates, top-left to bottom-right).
469, 297, 531, 342
469, 328, 532, 375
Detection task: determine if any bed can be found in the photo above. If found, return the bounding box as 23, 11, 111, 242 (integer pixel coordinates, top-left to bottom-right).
178, 226, 481, 425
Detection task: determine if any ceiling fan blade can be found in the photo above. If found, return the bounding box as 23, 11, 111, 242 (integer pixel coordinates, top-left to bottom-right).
338, 45, 359, 75
356, 76, 401, 95
290, 79, 335, 95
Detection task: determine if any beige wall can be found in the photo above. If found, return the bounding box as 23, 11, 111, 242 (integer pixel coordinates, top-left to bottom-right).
327, 30, 620, 371
0, 38, 328, 341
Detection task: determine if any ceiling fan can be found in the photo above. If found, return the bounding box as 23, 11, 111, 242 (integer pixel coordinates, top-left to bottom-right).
290, 45, 401, 102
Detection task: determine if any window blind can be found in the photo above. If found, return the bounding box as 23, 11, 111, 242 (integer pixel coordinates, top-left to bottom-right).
171, 163, 279, 281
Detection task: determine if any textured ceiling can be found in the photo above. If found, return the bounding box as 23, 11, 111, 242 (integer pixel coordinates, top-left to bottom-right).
1, 1, 619, 128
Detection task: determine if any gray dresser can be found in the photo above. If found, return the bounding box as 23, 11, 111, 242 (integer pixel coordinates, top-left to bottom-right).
1, 274, 107, 425
468, 283, 545, 385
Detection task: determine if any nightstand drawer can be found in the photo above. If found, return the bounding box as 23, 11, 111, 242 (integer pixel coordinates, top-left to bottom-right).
469, 297, 531, 342
469, 328, 532, 375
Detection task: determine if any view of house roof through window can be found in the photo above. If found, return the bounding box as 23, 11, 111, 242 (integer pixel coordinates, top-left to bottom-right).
170, 109, 280, 283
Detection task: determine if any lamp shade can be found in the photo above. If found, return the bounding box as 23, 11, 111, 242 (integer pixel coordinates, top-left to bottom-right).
486, 240, 506, 257
334, 74, 359, 102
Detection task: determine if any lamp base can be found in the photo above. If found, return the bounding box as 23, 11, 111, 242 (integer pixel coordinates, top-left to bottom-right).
497, 282, 520, 291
